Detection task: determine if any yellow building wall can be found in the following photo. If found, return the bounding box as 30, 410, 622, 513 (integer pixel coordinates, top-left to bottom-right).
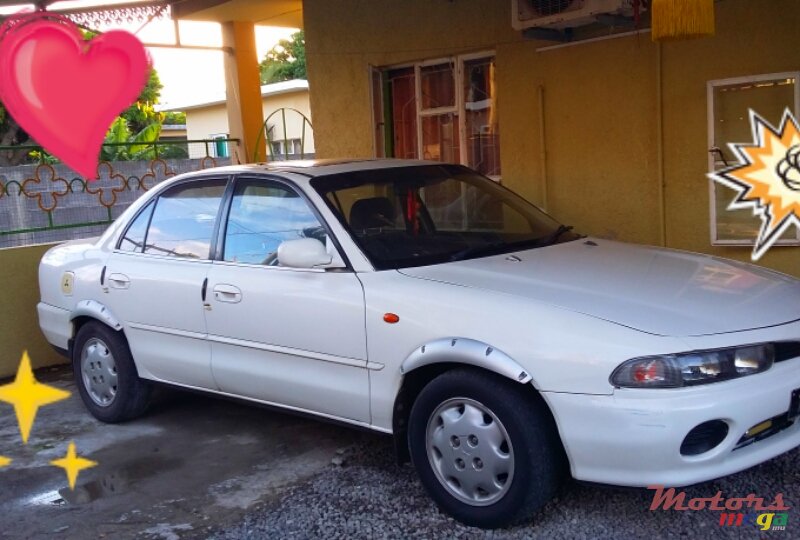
661, 0, 800, 272
304, 0, 800, 276
0, 244, 65, 378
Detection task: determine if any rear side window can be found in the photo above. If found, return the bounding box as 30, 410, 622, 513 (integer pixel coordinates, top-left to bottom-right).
143, 180, 227, 259
118, 201, 154, 253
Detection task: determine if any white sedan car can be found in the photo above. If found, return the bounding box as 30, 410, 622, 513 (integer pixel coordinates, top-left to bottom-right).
38, 159, 800, 528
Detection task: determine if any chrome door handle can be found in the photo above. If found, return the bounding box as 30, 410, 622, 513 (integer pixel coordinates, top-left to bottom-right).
107, 273, 130, 289
213, 284, 242, 303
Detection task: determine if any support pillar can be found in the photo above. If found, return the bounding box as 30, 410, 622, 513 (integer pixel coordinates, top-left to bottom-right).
222, 21, 267, 163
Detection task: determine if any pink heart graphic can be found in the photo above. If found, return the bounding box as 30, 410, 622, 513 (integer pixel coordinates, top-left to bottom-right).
0, 18, 149, 178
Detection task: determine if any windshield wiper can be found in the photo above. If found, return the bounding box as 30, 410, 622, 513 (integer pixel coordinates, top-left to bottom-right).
532, 224, 574, 247
448, 225, 576, 262
449, 242, 507, 262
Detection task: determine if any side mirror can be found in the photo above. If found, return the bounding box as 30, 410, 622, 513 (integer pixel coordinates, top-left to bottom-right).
277, 238, 334, 269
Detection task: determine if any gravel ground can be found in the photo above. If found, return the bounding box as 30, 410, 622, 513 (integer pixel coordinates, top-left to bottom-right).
206, 434, 799, 540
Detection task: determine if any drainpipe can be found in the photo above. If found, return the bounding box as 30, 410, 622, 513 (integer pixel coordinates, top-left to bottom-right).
538, 85, 548, 211
656, 42, 667, 247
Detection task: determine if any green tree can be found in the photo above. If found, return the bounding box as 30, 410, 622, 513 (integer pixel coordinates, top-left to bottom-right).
121, 69, 164, 134
0, 104, 28, 166
259, 31, 306, 84
163, 111, 186, 125
100, 117, 163, 162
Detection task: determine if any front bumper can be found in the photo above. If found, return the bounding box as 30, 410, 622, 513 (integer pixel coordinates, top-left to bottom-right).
543, 356, 800, 487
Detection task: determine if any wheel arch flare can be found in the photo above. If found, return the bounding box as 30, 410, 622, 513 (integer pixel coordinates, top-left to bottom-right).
401, 338, 533, 385
70, 300, 123, 332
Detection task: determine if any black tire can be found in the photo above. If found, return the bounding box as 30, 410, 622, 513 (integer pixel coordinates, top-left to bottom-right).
72, 321, 152, 423
408, 368, 567, 529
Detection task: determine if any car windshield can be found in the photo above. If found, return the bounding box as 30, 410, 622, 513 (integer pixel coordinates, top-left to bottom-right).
311, 164, 580, 270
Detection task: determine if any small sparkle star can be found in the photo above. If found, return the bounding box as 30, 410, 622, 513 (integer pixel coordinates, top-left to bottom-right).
50, 441, 97, 490
0, 351, 70, 443
0, 456, 11, 468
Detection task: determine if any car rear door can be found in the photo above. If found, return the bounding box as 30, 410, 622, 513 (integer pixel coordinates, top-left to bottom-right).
204, 175, 371, 423
103, 176, 229, 389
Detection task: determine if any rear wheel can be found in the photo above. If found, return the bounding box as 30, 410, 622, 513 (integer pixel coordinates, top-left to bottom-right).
72, 321, 151, 423
408, 368, 566, 528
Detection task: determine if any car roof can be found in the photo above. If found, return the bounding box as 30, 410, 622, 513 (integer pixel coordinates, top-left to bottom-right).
149, 159, 452, 197
188, 158, 439, 179
261, 158, 438, 176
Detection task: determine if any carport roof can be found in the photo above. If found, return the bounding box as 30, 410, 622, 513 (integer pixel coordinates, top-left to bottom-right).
0, 0, 302, 26
170, 0, 301, 26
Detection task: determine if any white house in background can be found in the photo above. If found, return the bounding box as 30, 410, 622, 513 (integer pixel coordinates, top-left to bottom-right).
161, 79, 314, 161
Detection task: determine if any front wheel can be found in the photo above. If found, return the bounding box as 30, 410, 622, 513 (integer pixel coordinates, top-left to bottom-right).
72, 321, 152, 423
408, 368, 566, 528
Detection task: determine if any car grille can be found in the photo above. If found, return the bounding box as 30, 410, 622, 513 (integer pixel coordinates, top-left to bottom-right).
775, 341, 800, 363
734, 413, 795, 451
730, 343, 799, 451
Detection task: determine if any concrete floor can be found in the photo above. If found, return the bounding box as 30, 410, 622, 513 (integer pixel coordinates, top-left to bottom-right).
0, 365, 370, 540
3, 366, 798, 539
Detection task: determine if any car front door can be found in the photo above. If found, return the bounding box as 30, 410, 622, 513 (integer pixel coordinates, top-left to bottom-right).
204, 175, 370, 423
103, 177, 229, 389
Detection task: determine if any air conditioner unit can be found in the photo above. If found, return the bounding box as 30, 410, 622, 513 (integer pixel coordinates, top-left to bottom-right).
512, 0, 637, 31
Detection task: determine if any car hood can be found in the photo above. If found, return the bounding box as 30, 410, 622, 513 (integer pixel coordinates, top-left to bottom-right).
398, 239, 800, 337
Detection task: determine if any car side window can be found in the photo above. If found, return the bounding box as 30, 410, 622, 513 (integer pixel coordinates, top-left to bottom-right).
143, 180, 227, 259
223, 179, 327, 265
118, 201, 154, 253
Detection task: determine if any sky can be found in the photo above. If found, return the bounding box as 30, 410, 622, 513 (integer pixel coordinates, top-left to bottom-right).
140, 21, 297, 108
0, 0, 299, 108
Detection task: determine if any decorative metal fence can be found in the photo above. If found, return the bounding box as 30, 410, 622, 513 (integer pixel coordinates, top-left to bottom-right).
256, 108, 315, 162
0, 139, 238, 248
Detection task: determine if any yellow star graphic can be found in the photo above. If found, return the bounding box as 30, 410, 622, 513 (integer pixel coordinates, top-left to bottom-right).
0, 456, 11, 468
50, 441, 97, 490
0, 351, 70, 443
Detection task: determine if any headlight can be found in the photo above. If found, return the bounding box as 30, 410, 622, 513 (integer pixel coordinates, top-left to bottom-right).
610, 344, 774, 388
